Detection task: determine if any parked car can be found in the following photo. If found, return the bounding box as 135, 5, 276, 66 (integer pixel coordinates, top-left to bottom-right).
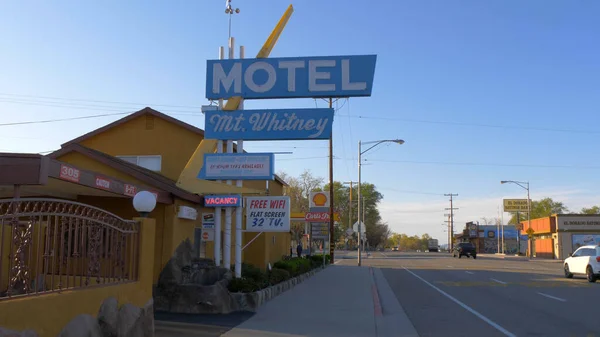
564, 245, 600, 283
452, 242, 477, 259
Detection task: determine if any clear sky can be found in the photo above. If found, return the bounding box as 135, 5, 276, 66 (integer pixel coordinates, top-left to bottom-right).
1, 1, 599, 242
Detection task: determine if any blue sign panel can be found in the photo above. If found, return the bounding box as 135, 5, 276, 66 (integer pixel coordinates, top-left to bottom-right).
204, 108, 334, 140
198, 153, 274, 180
206, 55, 377, 100
204, 194, 242, 207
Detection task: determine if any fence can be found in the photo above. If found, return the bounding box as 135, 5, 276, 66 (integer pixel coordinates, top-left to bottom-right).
0, 198, 139, 300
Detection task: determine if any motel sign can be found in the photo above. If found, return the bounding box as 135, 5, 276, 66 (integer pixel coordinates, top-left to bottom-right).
206, 55, 377, 100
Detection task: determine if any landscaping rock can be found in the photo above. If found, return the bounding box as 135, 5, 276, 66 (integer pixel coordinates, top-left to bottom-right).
57, 314, 102, 337
116, 303, 143, 337
0, 327, 39, 337
97, 297, 118, 337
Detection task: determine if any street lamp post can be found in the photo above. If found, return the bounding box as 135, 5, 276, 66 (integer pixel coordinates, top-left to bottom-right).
357, 139, 404, 266
501, 180, 531, 258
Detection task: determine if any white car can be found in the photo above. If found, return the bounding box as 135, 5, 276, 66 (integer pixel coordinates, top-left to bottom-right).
564, 245, 600, 282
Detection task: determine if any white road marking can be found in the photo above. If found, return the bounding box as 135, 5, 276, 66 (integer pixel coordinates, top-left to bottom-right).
381, 252, 389, 258
446, 265, 453, 268
490, 278, 507, 285
403, 267, 516, 337
537, 292, 567, 302
465, 271, 474, 274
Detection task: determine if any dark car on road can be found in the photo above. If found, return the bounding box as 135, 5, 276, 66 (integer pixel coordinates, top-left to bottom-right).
452, 242, 477, 259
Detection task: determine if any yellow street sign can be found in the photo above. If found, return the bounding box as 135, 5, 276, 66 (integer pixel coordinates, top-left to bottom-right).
526, 227, 535, 235
503, 199, 530, 213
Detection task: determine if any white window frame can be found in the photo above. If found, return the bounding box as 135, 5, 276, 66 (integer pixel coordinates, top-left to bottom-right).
116, 155, 162, 172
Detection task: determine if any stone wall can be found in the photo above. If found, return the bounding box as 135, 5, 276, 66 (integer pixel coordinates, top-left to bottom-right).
0, 298, 154, 337
231, 268, 321, 312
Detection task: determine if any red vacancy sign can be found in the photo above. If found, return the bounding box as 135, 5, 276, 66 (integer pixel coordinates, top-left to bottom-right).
305, 212, 330, 222
95, 176, 111, 190
59, 164, 80, 183
124, 184, 137, 197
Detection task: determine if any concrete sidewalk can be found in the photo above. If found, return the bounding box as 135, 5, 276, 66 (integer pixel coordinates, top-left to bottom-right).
221, 265, 418, 337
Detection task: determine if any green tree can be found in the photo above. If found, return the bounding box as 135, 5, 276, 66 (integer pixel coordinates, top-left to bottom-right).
581, 206, 600, 214
278, 169, 324, 242
507, 197, 569, 224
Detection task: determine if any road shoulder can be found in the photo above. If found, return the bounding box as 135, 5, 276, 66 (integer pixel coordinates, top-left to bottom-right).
371, 267, 420, 337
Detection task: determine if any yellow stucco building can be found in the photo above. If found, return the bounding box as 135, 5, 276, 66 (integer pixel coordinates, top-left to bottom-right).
49, 107, 291, 276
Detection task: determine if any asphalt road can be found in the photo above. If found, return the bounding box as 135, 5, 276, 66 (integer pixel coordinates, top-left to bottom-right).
340, 251, 600, 337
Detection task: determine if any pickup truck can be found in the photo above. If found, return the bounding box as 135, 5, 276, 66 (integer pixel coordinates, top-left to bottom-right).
452, 242, 477, 259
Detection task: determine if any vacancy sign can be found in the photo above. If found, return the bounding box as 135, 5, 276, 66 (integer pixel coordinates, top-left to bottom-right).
245, 196, 290, 232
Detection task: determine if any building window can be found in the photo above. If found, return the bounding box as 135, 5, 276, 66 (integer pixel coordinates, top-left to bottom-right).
116, 155, 162, 172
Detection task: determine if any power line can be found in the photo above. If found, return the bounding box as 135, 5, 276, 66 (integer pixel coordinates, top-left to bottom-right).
365, 159, 600, 170
0, 112, 130, 127
0, 92, 202, 110
2, 94, 600, 136
338, 114, 600, 135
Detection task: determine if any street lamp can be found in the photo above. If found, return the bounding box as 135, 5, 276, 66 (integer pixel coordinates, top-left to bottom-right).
133, 191, 157, 217
500, 180, 531, 258
357, 139, 404, 266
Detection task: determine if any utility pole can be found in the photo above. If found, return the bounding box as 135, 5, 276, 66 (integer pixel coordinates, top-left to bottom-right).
444, 194, 458, 251
328, 97, 335, 264
342, 181, 353, 250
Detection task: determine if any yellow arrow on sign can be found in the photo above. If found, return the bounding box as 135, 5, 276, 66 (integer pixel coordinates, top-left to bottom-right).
177, 5, 295, 194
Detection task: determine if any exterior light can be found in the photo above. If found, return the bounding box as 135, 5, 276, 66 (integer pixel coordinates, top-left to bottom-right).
133, 191, 157, 217
393, 139, 405, 145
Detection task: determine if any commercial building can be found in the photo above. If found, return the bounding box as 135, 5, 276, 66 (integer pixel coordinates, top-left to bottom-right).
521, 214, 600, 260
455, 223, 528, 254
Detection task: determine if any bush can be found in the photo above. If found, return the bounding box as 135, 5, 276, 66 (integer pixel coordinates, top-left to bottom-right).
308, 254, 331, 268
273, 257, 312, 277
241, 263, 269, 288
228, 277, 261, 293
268, 268, 291, 285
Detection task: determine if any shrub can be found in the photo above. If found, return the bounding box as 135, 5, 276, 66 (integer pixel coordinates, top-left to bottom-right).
273, 257, 312, 277
228, 277, 261, 293
241, 263, 268, 287
268, 268, 291, 285
308, 254, 330, 268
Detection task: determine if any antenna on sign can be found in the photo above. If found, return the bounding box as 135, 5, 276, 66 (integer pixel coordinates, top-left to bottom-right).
224, 0, 240, 40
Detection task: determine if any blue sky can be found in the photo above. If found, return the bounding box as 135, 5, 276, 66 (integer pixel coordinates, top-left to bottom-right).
1, 1, 599, 241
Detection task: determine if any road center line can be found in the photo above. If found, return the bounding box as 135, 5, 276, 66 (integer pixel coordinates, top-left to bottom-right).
465, 271, 474, 274
537, 292, 567, 302
490, 278, 507, 285
403, 267, 516, 337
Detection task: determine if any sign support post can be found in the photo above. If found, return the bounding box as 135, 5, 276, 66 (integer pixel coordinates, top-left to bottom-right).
215, 45, 225, 267
234, 45, 245, 278
328, 97, 335, 264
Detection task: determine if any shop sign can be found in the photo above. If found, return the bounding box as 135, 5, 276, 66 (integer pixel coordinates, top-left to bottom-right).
95, 176, 111, 190
245, 196, 290, 232
503, 199, 530, 212
206, 55, 377, 100
202, 212, 215, 230
198, 153, 274, 180
204, 108, 333, 140
59, 164, 80, 183
204, 194, 242, 207
305, 212, 330, 222
309, 191, 330, 208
